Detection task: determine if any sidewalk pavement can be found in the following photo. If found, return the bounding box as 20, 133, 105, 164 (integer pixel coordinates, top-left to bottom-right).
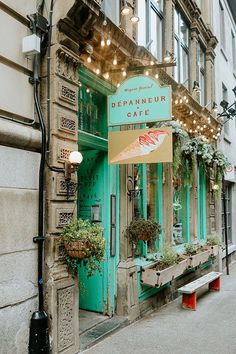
81, 262, 236, 354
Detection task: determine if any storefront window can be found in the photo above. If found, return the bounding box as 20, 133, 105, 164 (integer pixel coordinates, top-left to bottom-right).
133, 163, 163, 254
173, 175, 190, 245
78, 86, 107, 138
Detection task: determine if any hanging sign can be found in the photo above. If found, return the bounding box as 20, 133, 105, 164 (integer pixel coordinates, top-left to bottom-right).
108, 75, 172, 126
108, 127, 172, 164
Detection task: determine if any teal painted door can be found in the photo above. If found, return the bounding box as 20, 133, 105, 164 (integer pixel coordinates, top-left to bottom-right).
77, 149, 110, 313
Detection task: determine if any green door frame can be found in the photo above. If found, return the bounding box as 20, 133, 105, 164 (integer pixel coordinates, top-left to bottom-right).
77, 68, 119, 314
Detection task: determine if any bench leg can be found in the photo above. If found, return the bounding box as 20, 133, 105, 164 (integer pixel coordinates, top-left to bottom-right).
209, 277, 220, 291
182, 292, 197, 310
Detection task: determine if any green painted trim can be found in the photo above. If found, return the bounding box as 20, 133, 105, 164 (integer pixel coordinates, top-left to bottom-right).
198, 164, 207, 241
140, 164, 147, 257
156, 164, 163, 249
79, 67, 116, 96
78, 130, 108, 151
186, 185, 190, 243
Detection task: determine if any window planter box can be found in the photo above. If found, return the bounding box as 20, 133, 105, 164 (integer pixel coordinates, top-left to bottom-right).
188, 250, 210, 268
141, 259, 189, 288
206, 245, 219, 257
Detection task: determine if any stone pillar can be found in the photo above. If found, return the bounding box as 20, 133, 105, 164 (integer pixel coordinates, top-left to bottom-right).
117, 161, 140, 320
41, 43, 80, 354
189, 26, 199, 100
164, 0, 175, 77
206, 38, 217, 104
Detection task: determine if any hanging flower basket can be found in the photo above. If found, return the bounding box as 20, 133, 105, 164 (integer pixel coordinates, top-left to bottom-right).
64, 240, 90, 259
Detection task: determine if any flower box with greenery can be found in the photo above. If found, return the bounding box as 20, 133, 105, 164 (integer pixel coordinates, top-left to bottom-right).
205, 234, 221, 257
62, 218, 105, 276
141, 247, 188, 288
184, 243, 210, 268
125, 218, 161, 245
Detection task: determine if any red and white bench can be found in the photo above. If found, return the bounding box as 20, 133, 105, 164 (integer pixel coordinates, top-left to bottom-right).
178, 271, 222, 310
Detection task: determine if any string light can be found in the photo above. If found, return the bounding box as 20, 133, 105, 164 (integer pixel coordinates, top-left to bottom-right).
122, 70, 127, 77
193, 119, 196, 124
179, 99, 183, 104
86, 88, 90, 93
190, 110, 193, 115
150, 60, 154, 65
106, 33, 111, 46
145, 70, 149, 76
101, 36, 105, 47
155, 73, 159, 79
175, 99, 178, 105
113, 55, 117, 65
87, 55, 92, 63
186, 99, 189, 103
95, 68, 100, 75
117, 83, 120, 88
104, 72, 109, 80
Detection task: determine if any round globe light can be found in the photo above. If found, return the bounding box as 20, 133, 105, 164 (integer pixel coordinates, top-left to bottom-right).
69, 151, 83, 165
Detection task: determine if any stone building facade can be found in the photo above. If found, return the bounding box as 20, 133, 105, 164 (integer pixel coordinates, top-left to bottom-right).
0, 1, 232, 353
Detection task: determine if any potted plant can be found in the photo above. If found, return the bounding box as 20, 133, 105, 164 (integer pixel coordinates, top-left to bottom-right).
125, 218, 161, 245
184, 243, 209, 268
206, 234, 221, 257
141, 246, 188, 288
62, 218, 105, 276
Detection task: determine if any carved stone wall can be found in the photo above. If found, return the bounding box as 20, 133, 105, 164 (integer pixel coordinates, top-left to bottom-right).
43, 38, 81, 353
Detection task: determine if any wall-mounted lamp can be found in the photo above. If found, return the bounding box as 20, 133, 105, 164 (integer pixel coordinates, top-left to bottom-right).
127, 175, 142, 201
65, 151, 83, 199
218, 90, 236, 123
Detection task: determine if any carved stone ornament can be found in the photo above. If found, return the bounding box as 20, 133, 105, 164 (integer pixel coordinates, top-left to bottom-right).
57, 286, 75, 351
56, 47, 80, 85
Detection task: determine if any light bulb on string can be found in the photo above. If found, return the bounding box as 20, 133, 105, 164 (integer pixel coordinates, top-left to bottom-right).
122, 70, 127, 77
95, 68, 100, 75
145, 70, 149, 76
101, 36, 105, 47
155, 73, 159, 79
113, 55, 117, 65
106, 33, 111, 46
87, 55, 92, 63
104, 72, 110, 80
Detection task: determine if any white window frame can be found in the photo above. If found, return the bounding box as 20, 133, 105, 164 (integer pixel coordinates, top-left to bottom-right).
174, 8, 190, 88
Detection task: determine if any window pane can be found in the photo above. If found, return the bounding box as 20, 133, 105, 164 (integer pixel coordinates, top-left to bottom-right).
180, 15, 189, 46
150, 7, 162, 61
78, 86, 107, 138
147, 164, 157, 219
174, 9, 179, 35
137, 0, 147, 46
180, 46, 189, 84
174, 37, 179, 82
173, 176, 188, 245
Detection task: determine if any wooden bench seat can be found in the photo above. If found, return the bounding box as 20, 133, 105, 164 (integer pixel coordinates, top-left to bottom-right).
178, 271, 222, 310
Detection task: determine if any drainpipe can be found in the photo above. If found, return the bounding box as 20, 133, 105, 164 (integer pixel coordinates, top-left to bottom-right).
28, 13, 50, 354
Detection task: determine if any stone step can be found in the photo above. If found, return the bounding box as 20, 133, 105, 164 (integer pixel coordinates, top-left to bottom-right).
80, 315, 129, 352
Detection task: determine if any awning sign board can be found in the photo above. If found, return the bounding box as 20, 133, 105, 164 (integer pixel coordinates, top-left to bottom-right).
108, 75, 172, 126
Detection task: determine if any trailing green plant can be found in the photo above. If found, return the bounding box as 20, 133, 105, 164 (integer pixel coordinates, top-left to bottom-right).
125, 218, 161, 246
62, 218, 105, 277
184, 243, 198, 256
156, 246, 180, 270
206, 234, 221, 246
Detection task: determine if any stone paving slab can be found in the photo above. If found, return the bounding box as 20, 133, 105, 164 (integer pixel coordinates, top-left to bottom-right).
81, 262, 236, 354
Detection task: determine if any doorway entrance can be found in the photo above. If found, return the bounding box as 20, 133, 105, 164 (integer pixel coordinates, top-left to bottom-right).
77, 147, 118, 315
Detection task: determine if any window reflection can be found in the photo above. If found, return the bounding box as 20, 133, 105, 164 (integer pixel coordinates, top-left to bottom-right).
173, 176, 185, 245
